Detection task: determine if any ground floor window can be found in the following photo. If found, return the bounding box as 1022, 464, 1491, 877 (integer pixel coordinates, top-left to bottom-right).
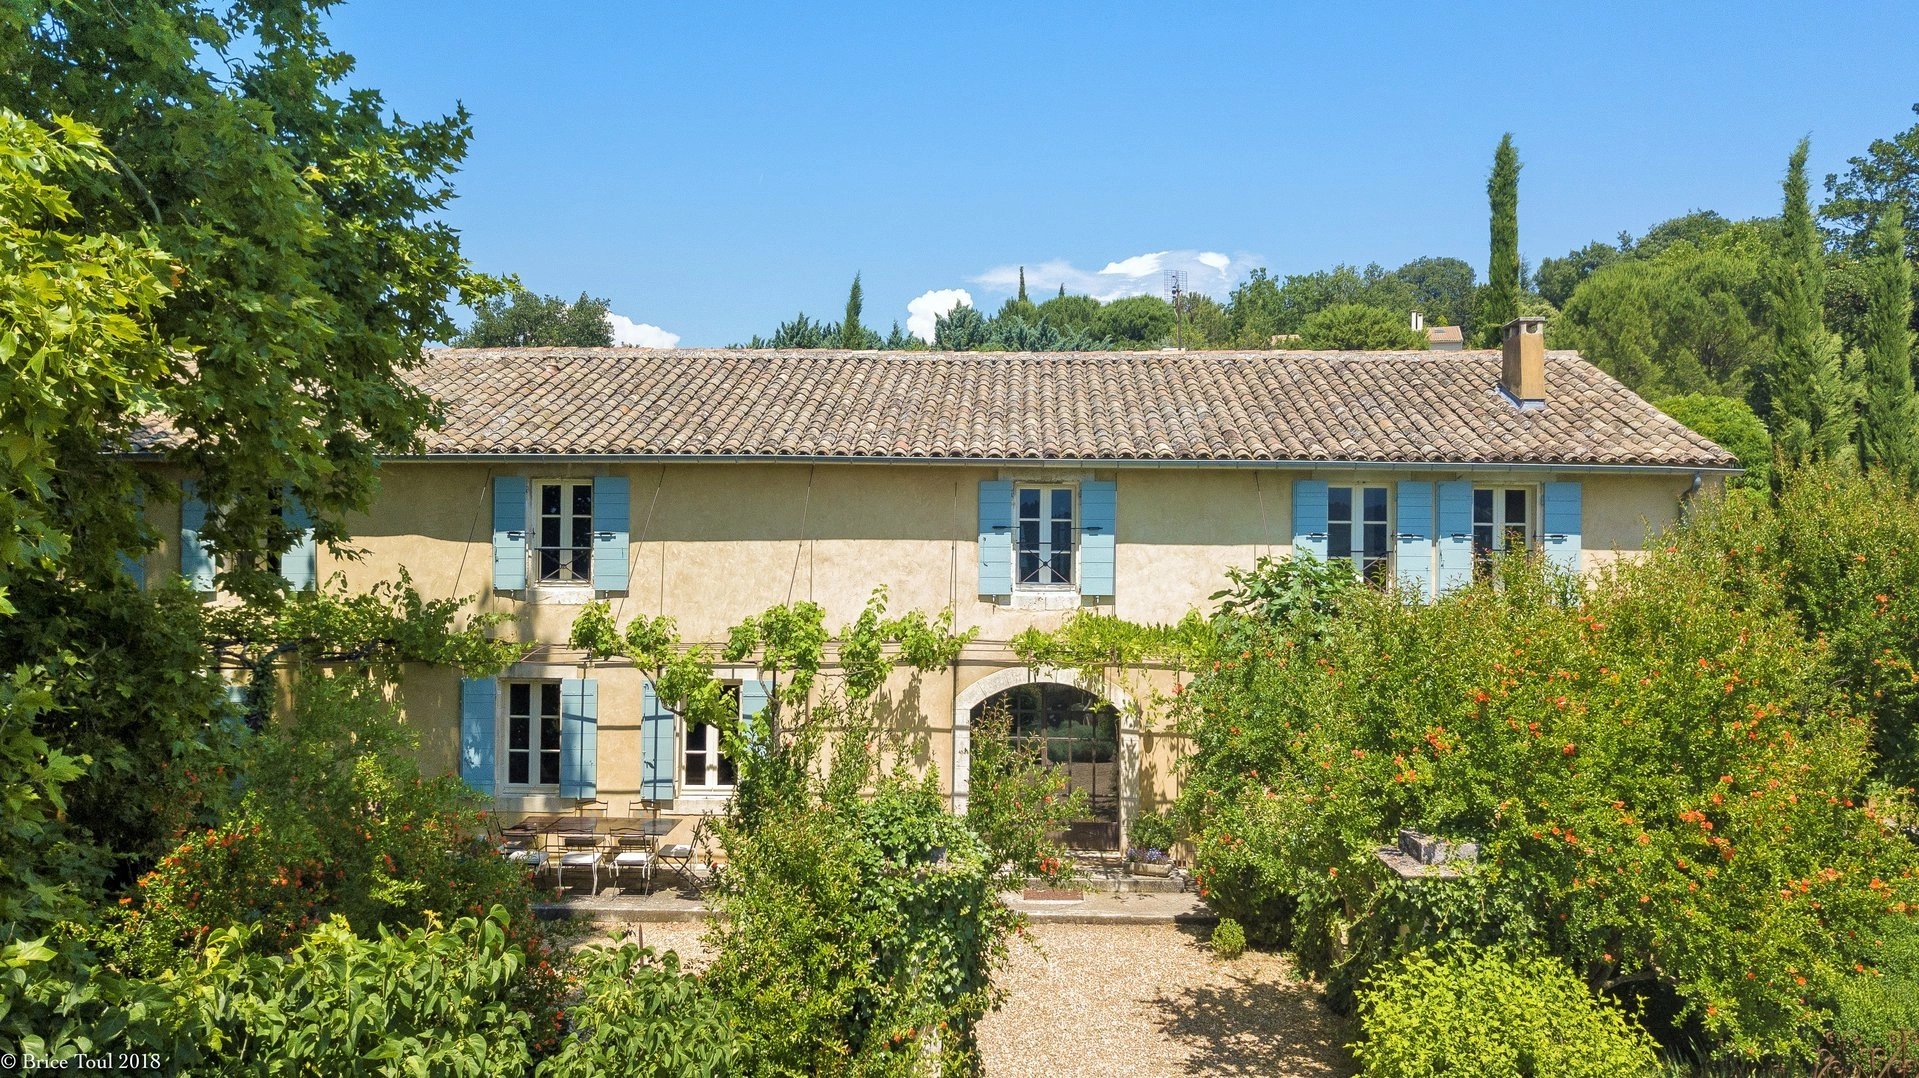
1329, 484, 1392, 584
1473, 486, 1533, 575
683, 684, 739, 790
505, 680, 562, 788
972, 682, 1120, 848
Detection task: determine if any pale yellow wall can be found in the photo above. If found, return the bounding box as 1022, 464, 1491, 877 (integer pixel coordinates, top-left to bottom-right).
1579, 472, 1698, 571
130, 459, 1707, 825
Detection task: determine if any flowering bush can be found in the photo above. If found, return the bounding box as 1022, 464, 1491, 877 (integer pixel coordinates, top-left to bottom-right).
125, 678, 535, 977
1176, 532, 1919, 1061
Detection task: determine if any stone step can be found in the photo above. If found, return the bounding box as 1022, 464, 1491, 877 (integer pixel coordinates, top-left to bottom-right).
1029, 871, 1188, 895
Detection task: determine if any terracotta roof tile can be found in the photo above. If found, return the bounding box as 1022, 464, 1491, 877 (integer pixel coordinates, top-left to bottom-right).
137, 347, 1740, 469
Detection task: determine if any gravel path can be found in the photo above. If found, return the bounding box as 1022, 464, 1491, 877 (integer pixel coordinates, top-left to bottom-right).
615, 920, 1354, 1076
978, 923, 1354, 1077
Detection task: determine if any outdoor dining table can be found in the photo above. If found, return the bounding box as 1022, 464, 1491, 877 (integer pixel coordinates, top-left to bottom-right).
512, 814, 677, 838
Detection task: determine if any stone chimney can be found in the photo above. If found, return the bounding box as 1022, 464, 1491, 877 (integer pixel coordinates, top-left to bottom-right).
1410, 310, 1424, 332
1499, 316, 1547, 409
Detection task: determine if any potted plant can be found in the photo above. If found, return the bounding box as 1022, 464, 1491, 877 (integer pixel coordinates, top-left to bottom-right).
1126, 811, 1181, 877
1126, 846, 1176, 877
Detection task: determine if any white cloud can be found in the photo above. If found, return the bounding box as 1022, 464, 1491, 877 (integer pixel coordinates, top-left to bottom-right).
606, 312, 681, 349
905, 288, 972, 343
972, 249, 1251, 303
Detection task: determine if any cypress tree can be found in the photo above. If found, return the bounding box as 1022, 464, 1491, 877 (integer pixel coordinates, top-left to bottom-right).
1860, 204, 1919, 479
840, 272, 865, 349
1764, 139, 1856, 466
1018, 266, 1029, 304
1475, 133, 1522, 345
1058, 283, 1066, 300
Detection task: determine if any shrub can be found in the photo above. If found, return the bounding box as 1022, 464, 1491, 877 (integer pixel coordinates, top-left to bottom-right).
1212, 917, 1246, 960
1352, 945, 1660, 1078
1177, 525, 1919, 1058
1660, 394, 1772, 489
165, 908, 538, 1075
707, 764, 1015, 1075
1827, 917, 1919, 1064
1128, 810, 1179, 855
966, 702, 1087, 884
127, 678, 534, 971
536, 942, 740, 1077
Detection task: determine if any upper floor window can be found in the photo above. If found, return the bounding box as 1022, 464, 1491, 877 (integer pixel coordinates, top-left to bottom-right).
1016, 485, 1076, 587
536, 480, 594, 585
505, 680, 562, 788
1328, 484, 1391, 584
1473, 486, 1533, 573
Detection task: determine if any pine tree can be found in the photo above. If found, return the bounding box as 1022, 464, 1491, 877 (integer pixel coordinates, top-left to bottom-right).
1018, 266, 1028, 304
1765, 139, 1857, 466
840, 273, 865, 349
1475, 133, 1522, 345
1860, 204, 1919, 479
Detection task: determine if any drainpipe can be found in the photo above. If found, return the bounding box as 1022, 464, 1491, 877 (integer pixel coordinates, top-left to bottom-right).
1678, 471, 1704, 520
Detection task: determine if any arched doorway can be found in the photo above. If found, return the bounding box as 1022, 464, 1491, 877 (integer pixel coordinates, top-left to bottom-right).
971, 682, 1121, 849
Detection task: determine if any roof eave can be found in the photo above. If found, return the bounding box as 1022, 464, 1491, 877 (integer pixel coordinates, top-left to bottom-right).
379, 452, 1743, 476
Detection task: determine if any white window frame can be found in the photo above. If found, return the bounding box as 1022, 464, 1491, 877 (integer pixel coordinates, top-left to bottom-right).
681, 683, 742, 794
1327, 483, 1394, 586
1472, 485, 1536, 573
1012, 483, 1078, 591
500, 679, 564, 793
531, 479, 595, 587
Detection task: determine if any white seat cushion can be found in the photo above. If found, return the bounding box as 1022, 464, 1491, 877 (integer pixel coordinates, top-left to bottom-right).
658, 844, 693, 859
506, 849, 546, 866
614, 851, 653, 866
561, 851, 599, 866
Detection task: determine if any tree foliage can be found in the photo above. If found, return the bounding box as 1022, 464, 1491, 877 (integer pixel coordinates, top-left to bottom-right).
1476, 134, 1523, 345
1763, 139, 1857, 466
456, 287, 614, 348
1859, 206, 1919, 479
1657, 394, 1772, 489
1295, 303, 1428, 350
2, 1, 489, 595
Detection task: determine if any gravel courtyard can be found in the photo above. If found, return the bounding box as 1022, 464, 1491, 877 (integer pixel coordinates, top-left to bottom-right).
626, 920, 1355, 1077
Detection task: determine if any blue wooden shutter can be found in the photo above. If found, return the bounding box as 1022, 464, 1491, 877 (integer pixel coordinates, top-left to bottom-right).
1394, 481, 1435, 600
180, 481, 215, 592
1079, 479, 1116, 600
591, 475, 630, 593
1291, 479, 1329, 561
459, 677, 497, 796
492, 476, 528, 591
1542, 481, 1583, 575
559, 677, 598, 799
977, 479, 1012, 597
641, 681, 676, 799
280, 488, 317, 591
739, 677, 771, 755
1436, 481, 1474, 592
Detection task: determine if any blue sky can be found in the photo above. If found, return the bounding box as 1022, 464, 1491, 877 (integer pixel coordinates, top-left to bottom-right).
325, 3, 1919, 347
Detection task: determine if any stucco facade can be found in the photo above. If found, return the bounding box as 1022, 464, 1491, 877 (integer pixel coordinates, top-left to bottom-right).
136, 457, 1708, 844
